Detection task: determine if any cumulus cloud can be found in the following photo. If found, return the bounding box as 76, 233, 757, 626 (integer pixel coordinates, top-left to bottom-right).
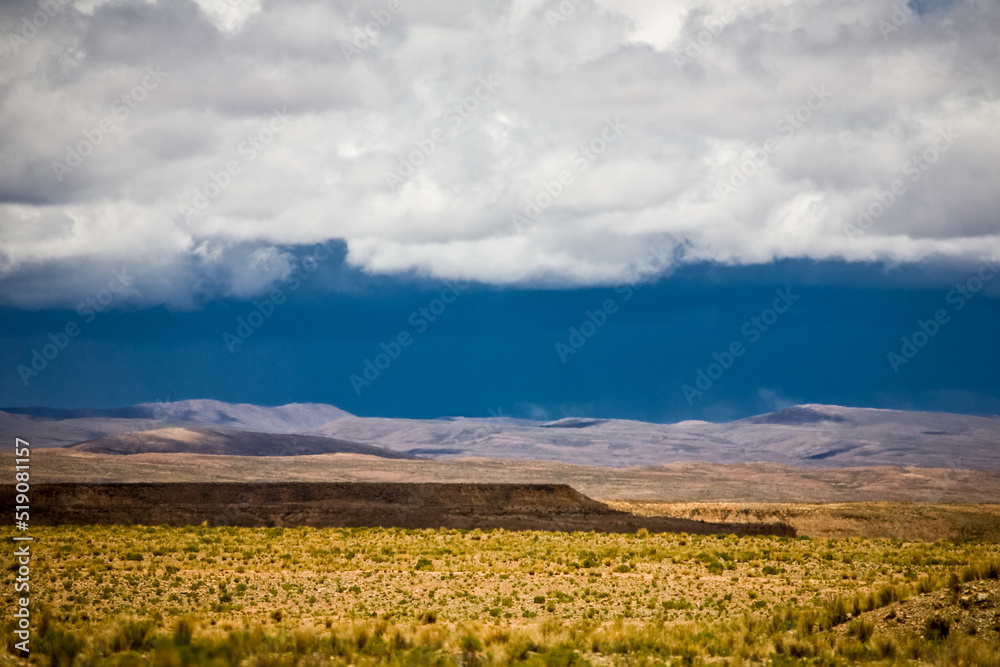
1, 0, 998, 307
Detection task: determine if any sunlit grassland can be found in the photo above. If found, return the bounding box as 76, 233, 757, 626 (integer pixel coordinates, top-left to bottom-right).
4, 525, 1000, 665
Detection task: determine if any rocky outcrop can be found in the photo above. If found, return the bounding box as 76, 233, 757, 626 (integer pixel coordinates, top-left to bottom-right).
7, 482, 795, 536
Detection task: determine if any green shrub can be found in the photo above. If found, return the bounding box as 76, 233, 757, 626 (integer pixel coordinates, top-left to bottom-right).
38, 629, 82, 667
662, 598, 692, 611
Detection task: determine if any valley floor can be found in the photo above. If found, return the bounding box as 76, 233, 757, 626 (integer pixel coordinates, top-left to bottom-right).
4, 523, 1000, 666
7, 449, 1000, 504
603, 501, 1000, 542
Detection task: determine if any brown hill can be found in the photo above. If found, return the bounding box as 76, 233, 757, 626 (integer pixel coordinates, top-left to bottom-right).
11, 482, 794, 536
66, 427, 415, 458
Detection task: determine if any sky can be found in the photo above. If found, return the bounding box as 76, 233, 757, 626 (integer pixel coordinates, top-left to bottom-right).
1, 0, 998, 422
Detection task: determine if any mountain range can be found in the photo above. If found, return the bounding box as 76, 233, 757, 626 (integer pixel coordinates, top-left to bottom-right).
3, 400, 999, 469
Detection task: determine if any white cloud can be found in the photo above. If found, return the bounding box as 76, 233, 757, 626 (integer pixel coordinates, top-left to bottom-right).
1, 0, 998, 307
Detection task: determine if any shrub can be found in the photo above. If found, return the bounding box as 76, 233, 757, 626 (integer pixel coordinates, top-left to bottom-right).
174, 617, 195, 645
111, 620, 154, 652
875, 583, 906, 606
924, 616, 950, 641
662, 599, 693, 611
848, 619, 874, 643
38, 629, 82, 667
836, 638, 869, 661
872, 635, 897, 659
460, 634, 483, 666
820, 596, 848, 630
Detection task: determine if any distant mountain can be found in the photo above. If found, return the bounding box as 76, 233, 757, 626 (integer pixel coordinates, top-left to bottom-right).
0, 412, 173, 449
4, 400, 999, 469
2, 399, 352, 446
67, 427, 415, 459
311, 404, 1000, 469
745, 405, 851, 425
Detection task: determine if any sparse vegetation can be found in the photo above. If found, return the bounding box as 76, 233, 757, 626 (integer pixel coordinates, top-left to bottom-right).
4, 523, 1000, 665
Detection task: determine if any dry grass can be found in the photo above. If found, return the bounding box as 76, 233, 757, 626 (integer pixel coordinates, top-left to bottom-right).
4, 522, 1000, 665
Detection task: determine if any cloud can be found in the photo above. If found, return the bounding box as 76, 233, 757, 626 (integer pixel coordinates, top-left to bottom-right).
1, 0, 998, 307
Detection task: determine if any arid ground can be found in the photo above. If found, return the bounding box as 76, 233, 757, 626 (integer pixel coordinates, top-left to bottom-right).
6, 448, 1000, 504
4, 522, 999, 666
4, 448, 999, 665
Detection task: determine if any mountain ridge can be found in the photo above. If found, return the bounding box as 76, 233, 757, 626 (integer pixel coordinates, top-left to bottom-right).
3, 400, 999, 470
2, 399, 352, 432
68, 426, 415, 459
